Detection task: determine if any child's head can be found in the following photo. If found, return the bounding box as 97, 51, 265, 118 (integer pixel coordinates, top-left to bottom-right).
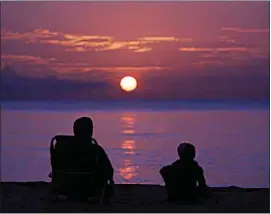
177, 142, 196, 161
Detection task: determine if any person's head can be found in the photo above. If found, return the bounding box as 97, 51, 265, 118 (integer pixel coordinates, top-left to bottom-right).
177, 142, 196, 161
73, 117, 93, 138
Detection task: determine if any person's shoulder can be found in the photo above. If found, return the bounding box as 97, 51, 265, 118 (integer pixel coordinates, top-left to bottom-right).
170, 159, 182, 168
172, 159, 181, 165
160, 159, 179, 171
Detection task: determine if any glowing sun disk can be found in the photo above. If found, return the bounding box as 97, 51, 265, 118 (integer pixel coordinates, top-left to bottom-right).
120, 76, 137, 92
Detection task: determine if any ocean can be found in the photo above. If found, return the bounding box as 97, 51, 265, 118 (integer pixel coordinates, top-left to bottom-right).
1, 101, 269, 188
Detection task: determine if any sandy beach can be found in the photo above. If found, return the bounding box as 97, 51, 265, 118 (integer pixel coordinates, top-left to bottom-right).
1, 182, 269, 213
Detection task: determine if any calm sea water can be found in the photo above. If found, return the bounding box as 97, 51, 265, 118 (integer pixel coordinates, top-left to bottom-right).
1, 101, 270, 187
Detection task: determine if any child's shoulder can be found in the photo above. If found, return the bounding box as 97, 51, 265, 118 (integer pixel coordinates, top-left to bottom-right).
171, 159, 203, 169
192, 160, 203, 167
171, 159, 182, 167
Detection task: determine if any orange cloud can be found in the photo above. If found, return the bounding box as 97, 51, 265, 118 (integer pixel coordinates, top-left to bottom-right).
94, 40, 152, 52
133, 47, 152, 53
63, 34, 112, 41
94, 37, 191, 52
2, 29, 193, 53
2, 28, 267, 74
44, 39, 110, 50
222, 27, 270, 33
179, 47, 248, 52
66, 47, 88, 52
1, 28, 59, 42
96, 42, 126, 51
138, 36, 191, 42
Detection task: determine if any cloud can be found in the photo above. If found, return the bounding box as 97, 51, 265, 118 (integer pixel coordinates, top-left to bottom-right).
1, 53, 165, 77
131, 47, 153, 53
178, 45, 266, 66
41, 35, 113, 50
63, 34, 112, 41
1, 28, 60, 42
222, 27, 270, 33
217, 36, 236, 44
138, 36, 190, 42
179, 47, 249, 52
1, 27, 269, 79
2, 28, 193, 53
1, 54, 53, 65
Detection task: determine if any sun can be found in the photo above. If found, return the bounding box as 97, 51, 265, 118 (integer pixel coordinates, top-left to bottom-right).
120, 76, 137, 92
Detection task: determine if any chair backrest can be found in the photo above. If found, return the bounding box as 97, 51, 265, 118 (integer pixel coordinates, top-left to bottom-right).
50, 135, 100, 174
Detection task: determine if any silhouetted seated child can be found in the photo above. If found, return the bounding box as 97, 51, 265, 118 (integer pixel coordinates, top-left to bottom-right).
50, 117, 114, 202
160, 142, 208, 204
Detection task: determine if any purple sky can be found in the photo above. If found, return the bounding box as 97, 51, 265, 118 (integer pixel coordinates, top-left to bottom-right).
1, 2, 270, 101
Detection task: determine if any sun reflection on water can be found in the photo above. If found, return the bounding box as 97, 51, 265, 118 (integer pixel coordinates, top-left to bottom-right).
121, 140, 136, 154
119, 159, 139, 181
119, 114, 139, 183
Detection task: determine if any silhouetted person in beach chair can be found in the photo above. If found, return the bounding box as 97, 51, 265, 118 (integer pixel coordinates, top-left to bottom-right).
49, 117, 114, 202
160, 142, 208, 204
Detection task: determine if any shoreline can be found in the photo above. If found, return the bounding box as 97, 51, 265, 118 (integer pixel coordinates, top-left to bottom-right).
1, 182, 270, 212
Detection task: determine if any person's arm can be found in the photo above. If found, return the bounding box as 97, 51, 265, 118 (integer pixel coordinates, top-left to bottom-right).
197, 166, 207, 188
160, 164, 173, 185
98, 146, 114, 181
197, 166, 210, 197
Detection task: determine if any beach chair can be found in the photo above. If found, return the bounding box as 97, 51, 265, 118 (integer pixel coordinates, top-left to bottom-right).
47, 135, 107, 203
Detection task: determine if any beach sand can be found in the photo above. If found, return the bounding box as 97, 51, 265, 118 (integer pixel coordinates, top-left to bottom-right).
1, 182, 269, 213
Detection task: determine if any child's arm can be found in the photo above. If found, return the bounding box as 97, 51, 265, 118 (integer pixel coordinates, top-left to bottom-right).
197, 166, 211, 197
197, 166, 207, 189
197, 166, 214, 197
160, 165, 172, 185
